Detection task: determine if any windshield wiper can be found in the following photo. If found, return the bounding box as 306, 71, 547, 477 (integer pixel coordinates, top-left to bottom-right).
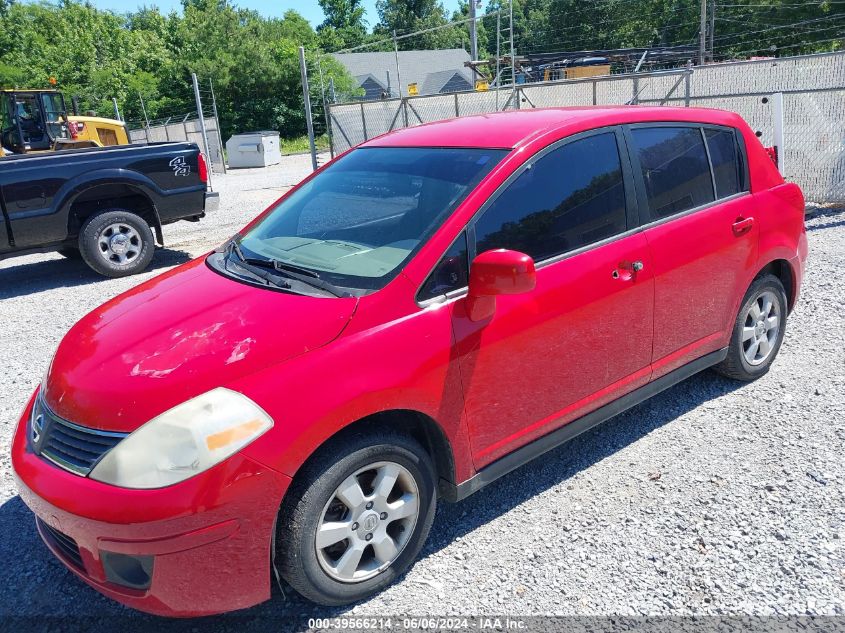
228, 240, 350, 298
268, 260, 352, 298
226, 240, 291, 290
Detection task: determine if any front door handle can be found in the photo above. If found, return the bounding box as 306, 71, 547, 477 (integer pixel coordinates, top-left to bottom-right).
732, 216, 755, 236
612, 260, 644, 280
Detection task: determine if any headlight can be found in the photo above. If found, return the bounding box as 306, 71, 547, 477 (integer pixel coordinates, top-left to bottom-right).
89, 388, 273, 489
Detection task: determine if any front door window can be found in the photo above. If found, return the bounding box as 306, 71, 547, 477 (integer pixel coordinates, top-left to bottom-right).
455, 130, 654, 466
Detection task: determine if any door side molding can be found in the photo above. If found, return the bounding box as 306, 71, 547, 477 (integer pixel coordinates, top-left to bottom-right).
439, 347, 728, 502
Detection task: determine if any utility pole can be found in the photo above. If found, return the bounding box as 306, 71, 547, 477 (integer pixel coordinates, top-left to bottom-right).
772, 92, 785, 174
209, 78, 226, 174
509, 0, 516, 104
708, 0, 716, 61
318, 60, 334, 159
138, 92, 150, 128
495, 11, 501, 110
138, 92, 151, 143
699, 0, 707, 65
192, 72, 213, 188
469, 0, 478, 63
394, 30, 408, 127
298, 46, 318, 172
393, 30, 403, 98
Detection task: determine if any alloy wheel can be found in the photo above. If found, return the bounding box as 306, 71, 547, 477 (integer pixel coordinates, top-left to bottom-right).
315, 461, 419, 583
742, 290, 781, 366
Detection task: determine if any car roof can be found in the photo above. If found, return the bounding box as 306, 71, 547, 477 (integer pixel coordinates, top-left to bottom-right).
362, 106, 746, 150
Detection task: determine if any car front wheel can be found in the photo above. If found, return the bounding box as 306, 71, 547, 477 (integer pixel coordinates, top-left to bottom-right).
276, 431, 436, 606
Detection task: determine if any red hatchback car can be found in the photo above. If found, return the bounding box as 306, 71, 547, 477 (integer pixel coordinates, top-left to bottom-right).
13, 107, 807, 616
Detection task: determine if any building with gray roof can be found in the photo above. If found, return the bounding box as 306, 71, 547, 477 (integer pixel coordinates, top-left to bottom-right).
333, 49, 474, 100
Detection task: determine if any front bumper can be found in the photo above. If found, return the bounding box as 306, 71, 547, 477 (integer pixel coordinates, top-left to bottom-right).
12, 393, 291, 617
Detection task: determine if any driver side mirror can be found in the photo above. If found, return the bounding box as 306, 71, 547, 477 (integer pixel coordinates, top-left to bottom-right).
466, 249, 536, 322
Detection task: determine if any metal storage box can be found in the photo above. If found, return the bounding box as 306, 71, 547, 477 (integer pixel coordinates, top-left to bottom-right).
225, 131, 281, 168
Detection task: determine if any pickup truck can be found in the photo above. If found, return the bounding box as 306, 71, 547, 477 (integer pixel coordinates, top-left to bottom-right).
0, 142, 218, 277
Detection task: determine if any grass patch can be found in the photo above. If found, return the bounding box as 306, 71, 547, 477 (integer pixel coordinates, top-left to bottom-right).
281, 134, 330, 154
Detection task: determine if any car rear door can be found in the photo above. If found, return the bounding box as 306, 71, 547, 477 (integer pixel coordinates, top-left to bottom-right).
625, 124, 759, 378
446, 128, 655, 468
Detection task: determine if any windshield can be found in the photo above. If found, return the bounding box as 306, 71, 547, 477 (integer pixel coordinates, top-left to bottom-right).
238, 146, 507, 293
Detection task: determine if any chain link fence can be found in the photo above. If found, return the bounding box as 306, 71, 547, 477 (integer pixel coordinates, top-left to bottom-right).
124, 75, 227, 175
126, 115, 225, 174
328, 51, 845, 204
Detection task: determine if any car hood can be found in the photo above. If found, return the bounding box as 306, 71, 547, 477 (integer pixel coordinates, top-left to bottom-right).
43, 257, 357, 433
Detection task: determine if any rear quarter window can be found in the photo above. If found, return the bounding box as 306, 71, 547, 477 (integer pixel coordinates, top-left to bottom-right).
704, 128, 744, 198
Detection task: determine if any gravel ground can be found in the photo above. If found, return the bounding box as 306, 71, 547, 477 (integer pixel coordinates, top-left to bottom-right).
0, 156, 843, 631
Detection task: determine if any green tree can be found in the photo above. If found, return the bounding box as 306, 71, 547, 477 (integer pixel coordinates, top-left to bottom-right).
317, 0, 368, 50
374, 0, 464, 50
1, 0, 841, 142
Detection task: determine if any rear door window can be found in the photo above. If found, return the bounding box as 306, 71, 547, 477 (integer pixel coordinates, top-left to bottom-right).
704, 128, 743, 198
473, 131, 628, 262
630, 126, 715, 219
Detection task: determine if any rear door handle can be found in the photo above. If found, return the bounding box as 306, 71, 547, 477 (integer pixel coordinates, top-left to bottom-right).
732, 217, 755, 236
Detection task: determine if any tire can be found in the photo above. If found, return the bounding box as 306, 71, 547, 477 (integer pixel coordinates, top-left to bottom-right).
57, 247, 82, 260
277, 430, 437, 606
78, 209, 155, 278
714, 273, 788, 381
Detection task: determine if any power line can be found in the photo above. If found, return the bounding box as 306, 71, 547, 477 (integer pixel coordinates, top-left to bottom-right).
334, 10, 503, 54
710, 13, 845, 44
719, 1, 845, 6
515, 5, 838, 53
713, 23, 845, 50
511, 2, 699, 42
718, 34, 844, 56
718, 16, 845, 41
517, 19, 700, 54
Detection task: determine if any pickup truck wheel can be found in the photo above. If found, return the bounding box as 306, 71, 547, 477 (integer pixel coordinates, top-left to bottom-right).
78, 210, 155, 278
277, 431, 436, 606
714, 274, 787, 381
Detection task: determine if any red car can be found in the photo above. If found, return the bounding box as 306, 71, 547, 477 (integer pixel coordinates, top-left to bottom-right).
13, 107, 807, 616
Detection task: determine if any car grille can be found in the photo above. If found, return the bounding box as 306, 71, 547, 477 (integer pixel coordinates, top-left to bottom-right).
37, 517, 85, 570
30, 395, 127, 476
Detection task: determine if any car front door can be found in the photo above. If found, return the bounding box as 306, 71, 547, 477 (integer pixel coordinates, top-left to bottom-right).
447, 129, 655, 469
626, 124, 759, 378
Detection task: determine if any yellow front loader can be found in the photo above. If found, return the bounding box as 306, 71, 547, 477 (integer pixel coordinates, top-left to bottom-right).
1, 90, 129, 155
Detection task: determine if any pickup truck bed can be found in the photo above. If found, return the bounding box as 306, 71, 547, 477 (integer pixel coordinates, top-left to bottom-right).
0, 142, 217, 277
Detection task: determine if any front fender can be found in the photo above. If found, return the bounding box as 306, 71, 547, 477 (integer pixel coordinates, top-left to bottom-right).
234, 300, 474, 486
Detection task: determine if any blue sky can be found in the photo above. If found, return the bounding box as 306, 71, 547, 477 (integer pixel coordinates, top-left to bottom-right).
83, 1, 464, 28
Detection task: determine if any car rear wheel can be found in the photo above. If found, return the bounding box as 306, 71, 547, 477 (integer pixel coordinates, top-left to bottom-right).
276, 431, 436, 606
714, 273, 788, 381
78, 209, 155, 278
